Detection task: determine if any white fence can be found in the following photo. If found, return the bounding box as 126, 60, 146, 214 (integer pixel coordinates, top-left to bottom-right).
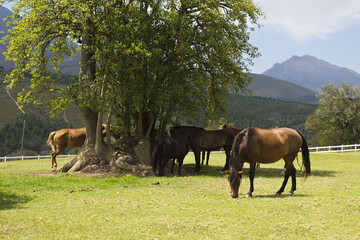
0, 154, 76, 162
0, 144, 359, 162
308, 144, 360, 153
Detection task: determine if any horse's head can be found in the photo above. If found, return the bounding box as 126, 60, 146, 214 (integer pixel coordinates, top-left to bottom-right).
225, 169, 243, 198
220, 123, 226, 129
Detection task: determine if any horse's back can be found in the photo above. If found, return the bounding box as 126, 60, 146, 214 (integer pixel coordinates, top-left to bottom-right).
194, 129, 234, 150
54, 127, 86, 148
243, 127, 302, 163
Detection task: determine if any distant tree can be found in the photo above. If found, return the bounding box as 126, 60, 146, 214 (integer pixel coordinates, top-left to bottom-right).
305, 83, 360, 145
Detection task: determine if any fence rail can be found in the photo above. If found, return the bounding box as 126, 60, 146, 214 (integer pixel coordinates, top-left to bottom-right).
308, 144, 359, 153
0, 154, 76, 162
1, 144, 359, 162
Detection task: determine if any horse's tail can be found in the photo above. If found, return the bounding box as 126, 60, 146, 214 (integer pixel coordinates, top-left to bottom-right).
46, 131, 57, 152
297, 131, 311, 179
153, 140, 165, 169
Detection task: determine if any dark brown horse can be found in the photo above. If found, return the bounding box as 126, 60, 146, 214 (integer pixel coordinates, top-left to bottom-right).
220, 124, 243, 135
153, 137, 189, 176
227, 126, 310, 198
170, 126, 235, 173
46, 125, 107, 169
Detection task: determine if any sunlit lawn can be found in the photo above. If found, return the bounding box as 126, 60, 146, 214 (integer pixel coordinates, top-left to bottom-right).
0, 152, 359, 239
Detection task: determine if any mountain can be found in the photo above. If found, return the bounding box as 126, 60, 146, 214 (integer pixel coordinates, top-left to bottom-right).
0, 7, 14, 70
247, 73, 318, 104
0, 6, 79, 75
263, 55, 360, 91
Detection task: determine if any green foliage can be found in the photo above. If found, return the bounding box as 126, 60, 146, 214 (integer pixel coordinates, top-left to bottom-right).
305, 83, 360, 145
1, 0, 263, 139
0, 153, 359, 239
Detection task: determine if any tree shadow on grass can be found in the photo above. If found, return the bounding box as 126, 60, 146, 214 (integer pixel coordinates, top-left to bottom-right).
0, 191, 32, 210
180, 164, 337, 178
250, 193, 308, 199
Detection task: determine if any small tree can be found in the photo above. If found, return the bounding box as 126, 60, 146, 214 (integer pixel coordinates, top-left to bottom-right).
305, 83, 360, 145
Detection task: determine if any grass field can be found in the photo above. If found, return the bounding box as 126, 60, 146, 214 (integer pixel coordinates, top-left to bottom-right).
0, 152, 359, 239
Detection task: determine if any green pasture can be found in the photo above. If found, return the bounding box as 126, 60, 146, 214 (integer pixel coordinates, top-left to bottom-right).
0, 152, 359, 239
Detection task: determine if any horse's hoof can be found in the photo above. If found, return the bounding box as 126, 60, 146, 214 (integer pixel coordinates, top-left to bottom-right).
276, 192, 282, 195
246, 193, 253, 198
289, 191, 294, 195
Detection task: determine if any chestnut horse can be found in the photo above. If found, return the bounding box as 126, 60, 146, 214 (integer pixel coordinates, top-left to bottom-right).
170, 126, 235, 173
46, 125, 107, 169
153, 137, 189, 176
227, 126, 310, 198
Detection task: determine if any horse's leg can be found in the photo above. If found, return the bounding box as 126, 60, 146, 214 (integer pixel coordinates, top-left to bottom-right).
206, 151, 210, 165
51, 149, 62, 169
171, 158, 175, 174
222, 147, 231, 172
159, 156, 166, 176
247, 162, 256, 197
178, 156, 185, 176
194, 150, 201, 173
289, 163, 297, 195
276, 158, 295, 195
201, 151, 205, 165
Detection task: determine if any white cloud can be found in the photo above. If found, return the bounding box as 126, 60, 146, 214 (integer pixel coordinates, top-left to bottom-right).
256, 0, 360, 42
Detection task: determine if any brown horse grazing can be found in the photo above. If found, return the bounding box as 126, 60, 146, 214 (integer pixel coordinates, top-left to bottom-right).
153, 137, 189, 176
46, 125, 107, 169
227, 126, 310, 198
170, 126, 235, 173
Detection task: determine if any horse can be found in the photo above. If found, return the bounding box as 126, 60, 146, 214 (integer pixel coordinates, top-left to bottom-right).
152, 137, 189, 176
170, 126, 235, 173
46, 124, 107, 169
220, 124, 243, 135
227, 126, 310, 198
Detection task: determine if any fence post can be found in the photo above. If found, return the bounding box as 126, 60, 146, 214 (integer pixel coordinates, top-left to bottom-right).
4, 156, 6, 162
355, 144, 357, 152
38, 155, 40, 159
21, 155, 24, 160
341, 145, 344, 153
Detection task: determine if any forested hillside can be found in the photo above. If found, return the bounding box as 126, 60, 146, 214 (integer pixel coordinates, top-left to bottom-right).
226, 95, 317, 139
0, 114, 78, 156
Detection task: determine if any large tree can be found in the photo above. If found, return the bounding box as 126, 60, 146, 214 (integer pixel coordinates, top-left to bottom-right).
1, 0, 262, 173
305, 83, 360, 145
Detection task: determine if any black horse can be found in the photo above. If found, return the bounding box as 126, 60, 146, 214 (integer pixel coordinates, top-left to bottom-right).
170, 126, 235, 173
153, 137, 189, 176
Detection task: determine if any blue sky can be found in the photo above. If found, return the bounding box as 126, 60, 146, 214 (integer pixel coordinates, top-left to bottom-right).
250, 0, 360, 74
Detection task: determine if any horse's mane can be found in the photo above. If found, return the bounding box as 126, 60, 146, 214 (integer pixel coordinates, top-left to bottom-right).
230, 127, 251, 168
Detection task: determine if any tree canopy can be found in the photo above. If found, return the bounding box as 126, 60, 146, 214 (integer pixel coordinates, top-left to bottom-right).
305, 83, 360, 145
1, 0, 263, 172
1, 0, 262, 137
